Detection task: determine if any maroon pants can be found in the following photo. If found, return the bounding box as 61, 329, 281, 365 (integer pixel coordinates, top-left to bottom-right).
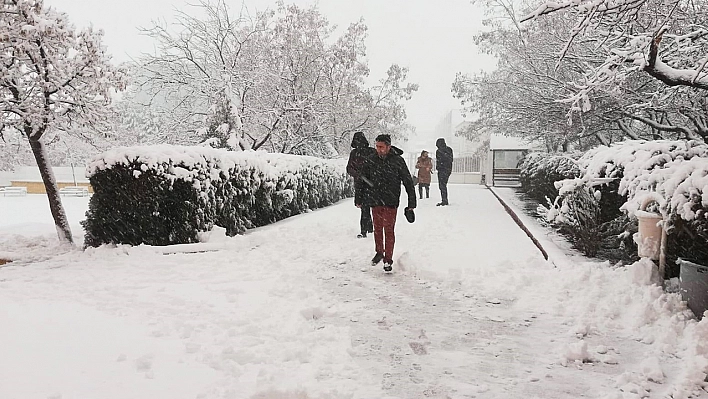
372, 206, 398, 262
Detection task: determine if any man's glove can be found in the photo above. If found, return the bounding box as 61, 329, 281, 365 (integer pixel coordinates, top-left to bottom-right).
404, 207, 415, 223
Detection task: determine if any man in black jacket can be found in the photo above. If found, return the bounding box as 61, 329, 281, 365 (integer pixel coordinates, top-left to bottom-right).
357, 134, 416, 272
346, 131, 376, 238
435, 138, 454, 206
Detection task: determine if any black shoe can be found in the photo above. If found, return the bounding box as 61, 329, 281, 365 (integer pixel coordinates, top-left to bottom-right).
436, 201, 449, 206
357, 232, 367, 238
371, 252, 384, 266
383, 260, 393, 272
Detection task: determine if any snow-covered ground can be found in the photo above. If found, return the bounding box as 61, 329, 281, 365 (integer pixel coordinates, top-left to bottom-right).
1, 185, 707, 399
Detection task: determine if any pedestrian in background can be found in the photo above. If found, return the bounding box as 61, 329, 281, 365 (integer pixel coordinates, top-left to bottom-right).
346, 131, 376, 238
435, 138, 454, 206
415, 150, 433, 199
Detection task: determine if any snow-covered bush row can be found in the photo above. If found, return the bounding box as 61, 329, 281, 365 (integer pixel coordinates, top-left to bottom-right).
546, 140, 708, 269
571, 140, 708, 216
545, 176, 632, 258
82, 145, 354, 247
518, 152, 581, 203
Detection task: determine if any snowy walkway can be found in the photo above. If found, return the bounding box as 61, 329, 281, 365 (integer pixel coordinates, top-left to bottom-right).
1, 185, 706, 399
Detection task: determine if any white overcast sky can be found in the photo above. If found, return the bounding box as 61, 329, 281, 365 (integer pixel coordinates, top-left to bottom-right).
46, 0, 497, 134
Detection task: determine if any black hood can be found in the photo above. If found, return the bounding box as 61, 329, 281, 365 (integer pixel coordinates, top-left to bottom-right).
389, 146, 403, 156
351, 131, 369, 149
436, 138, 447, 148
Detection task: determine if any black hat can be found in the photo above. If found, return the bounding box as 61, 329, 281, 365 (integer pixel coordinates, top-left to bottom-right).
404, 208, 415, 223
351, 131, 369, 148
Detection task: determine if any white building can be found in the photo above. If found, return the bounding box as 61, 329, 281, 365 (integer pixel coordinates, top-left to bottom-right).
0, 166, 91, 193
485, 134, 543, 187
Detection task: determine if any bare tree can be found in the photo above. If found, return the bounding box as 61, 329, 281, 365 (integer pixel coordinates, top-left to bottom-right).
135, 0, 269, 150
129, 0, 418, 157
453, 4, 624, 151
520, 0, 708, 110
462, 0, 708, 145
0, 0, 126, 243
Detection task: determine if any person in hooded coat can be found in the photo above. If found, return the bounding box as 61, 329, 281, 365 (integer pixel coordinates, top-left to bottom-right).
415, 150, 433, 199
346, 131, 376, 238
435, 138, 454, 206
357, 134, 416, 271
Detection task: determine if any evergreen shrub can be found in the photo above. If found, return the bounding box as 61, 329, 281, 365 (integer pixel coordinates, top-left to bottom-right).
545, 140, 708, 272
82, 145, 353, 247
518, 152, 580, 203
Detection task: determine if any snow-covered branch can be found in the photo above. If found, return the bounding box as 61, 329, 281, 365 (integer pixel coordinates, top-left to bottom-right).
519, 0, 708, 124
625, 113, 697, 139
644, 29, 708, 90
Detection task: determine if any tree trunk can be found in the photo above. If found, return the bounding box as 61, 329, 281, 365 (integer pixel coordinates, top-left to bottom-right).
29, 138, 74, 244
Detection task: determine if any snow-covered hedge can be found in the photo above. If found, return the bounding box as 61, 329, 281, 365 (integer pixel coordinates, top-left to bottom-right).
518, 152, 581, 203
82, 145, 354, 247
546, 175, 631, 258
546, 140, 708, 268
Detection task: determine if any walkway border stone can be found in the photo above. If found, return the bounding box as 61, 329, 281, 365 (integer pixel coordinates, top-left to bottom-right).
486, 185, 550, 262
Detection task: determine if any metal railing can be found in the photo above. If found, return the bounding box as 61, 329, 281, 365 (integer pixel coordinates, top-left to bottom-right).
406, 153, 482, 174
452, 156, 482, 173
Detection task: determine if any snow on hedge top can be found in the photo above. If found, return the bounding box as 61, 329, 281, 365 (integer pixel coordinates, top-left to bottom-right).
571, 140, 708, 221
578, 140, 708, 181
86, 145, 346, 182
649, 156, 708, 221
521, 152, 580, 176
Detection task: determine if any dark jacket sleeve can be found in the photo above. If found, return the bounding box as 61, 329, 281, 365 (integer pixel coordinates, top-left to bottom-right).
355, 157, 373, 206
398, 158, 417, 209
346, 150, 358, 179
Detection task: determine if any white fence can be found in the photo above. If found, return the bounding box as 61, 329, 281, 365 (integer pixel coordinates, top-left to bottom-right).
405, 153, 484, 184
452, 155, 482, 174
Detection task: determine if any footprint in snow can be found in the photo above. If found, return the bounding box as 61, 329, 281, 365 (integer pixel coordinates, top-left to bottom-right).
409, 341, 428, 355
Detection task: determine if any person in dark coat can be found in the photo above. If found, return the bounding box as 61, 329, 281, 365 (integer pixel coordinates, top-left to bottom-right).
346, 131, 376, 238
357, 134, 416, 271
435, 138, 454, 206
